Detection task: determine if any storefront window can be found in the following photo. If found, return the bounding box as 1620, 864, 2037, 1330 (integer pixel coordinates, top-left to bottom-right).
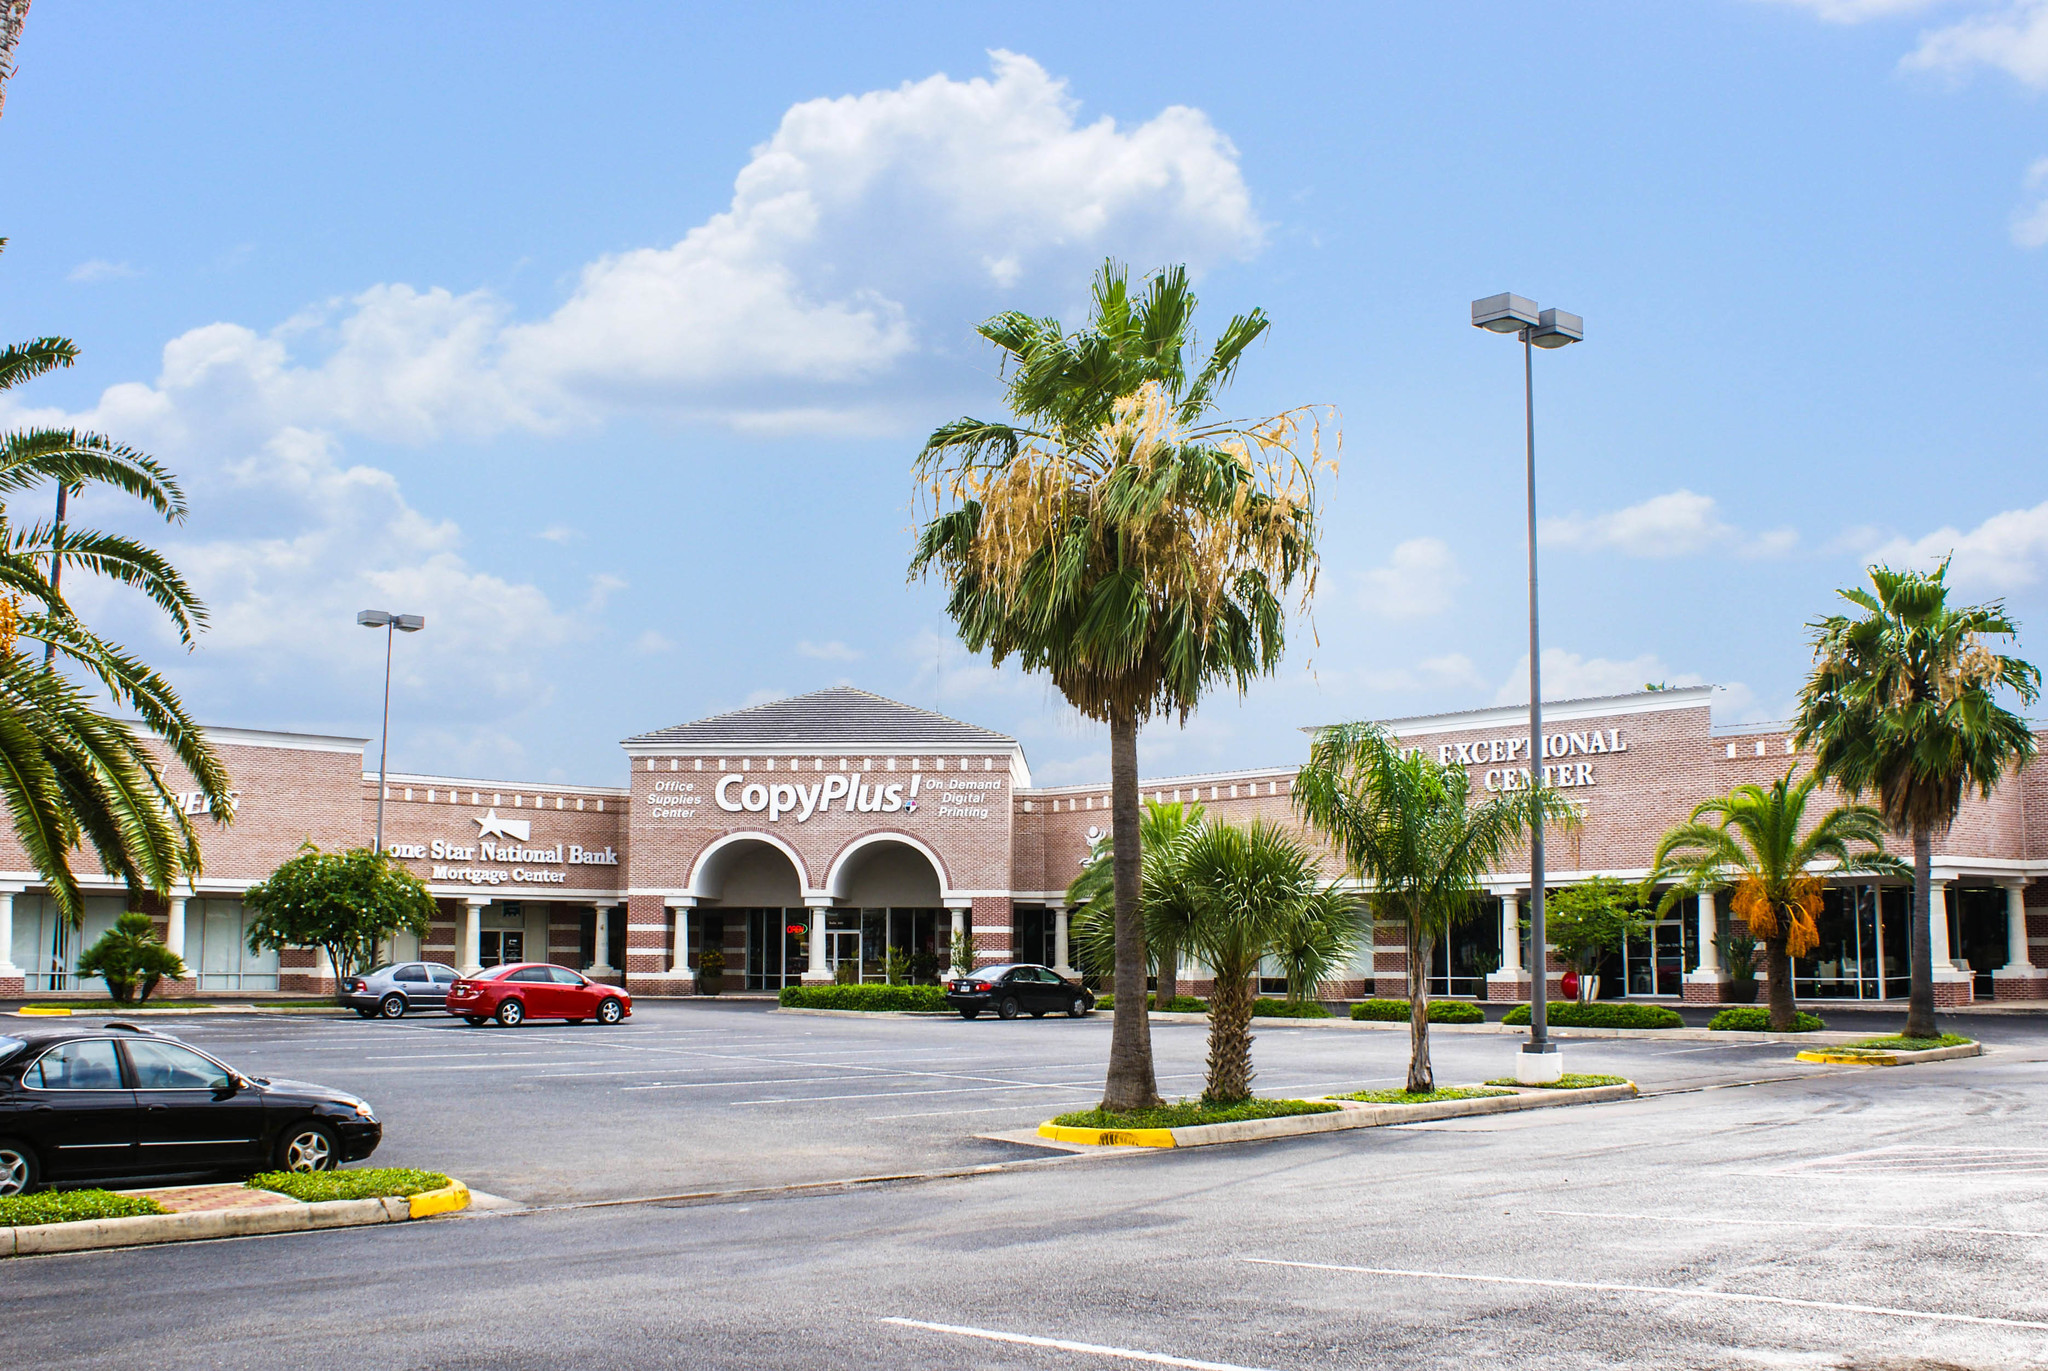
1793, 885, 1906, 1000
195, 898, 279, 991
1429, 898, 1503, 999
743, 909, 808, 989
13, 895, 124, 993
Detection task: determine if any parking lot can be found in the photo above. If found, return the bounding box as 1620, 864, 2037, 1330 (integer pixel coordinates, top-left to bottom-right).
108, 998, 2044, 1205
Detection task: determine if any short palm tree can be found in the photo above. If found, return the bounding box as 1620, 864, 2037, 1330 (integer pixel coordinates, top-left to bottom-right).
1792, 561, 2038, 1038
1645, 769, 1901, 1032
1294, 721, 1573, 1093
1066, 798, 1203, 1001
1170, 820, 1337, 1103
0, 302, 233, 923
1270, 884, 1364, 1005
913, 260, 1333, 1111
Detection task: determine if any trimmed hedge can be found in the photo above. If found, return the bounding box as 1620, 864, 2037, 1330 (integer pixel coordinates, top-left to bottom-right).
1500, 1001, 1682, 1029
1350, 998, 1485, 1024
1094, 994, 1206, 1014
1708, 1007, 1825, 1032
249, 1168, 451, 1202
0, 1189, 166, 1226
1051, 1098, 1339, 1130
1253, 999, 1333, 1018
778, 984, 949, 1012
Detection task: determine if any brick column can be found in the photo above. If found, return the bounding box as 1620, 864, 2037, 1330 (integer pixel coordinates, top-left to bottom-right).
971, 896, 1011, 967
624, 894, 674, 988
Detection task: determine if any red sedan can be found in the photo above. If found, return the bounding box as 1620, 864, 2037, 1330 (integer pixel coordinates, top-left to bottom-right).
446, 963, 632, 1027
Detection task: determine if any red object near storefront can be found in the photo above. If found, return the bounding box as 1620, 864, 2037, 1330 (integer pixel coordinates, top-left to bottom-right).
1560, 969, 1580, 1000
445, 963, 632, 1028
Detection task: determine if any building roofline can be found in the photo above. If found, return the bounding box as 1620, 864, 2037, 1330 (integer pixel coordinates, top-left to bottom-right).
202, 726, 371, 754
369, 771, 630, 798
1324, 685, 1717, 739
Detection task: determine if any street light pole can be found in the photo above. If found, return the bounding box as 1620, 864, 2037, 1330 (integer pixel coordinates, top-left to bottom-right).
357, 610, 425, 855
1471, 294, 1582, 1083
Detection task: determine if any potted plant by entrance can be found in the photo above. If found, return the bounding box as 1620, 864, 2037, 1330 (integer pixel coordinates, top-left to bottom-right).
1718, 931, 1759, 1004
696, 947, 725, 996
1545, 877, 1652, 1003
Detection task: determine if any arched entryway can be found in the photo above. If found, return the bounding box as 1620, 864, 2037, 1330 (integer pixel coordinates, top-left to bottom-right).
824, 836, 951, 984
689, 834, 811, 991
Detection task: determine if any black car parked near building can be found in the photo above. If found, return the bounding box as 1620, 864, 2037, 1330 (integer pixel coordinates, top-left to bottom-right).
945, 964, 1094, 1020
0, 1023, 382, 1195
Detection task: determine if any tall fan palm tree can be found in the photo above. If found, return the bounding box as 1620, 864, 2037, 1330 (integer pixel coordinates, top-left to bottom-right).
1792, 562, 2038, 1039
1645, 769, 1901, 1032
1293, 721, 1572, 1093
0, 293, 232, 924
913, 260, 1333, 1111
1066, 798, 1203, 1001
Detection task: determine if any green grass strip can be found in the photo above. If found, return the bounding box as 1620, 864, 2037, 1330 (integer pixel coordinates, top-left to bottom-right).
1329, 1086, 1516, 1104
1051, 1098, 1338, 1130
247, 1167, 452, 1202
1483, 1073, 1631, 1090
0, 1189, 167, 1226
1838, 1034, 1973, 1052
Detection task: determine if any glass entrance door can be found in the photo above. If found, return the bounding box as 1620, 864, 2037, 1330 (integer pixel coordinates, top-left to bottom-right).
479, 931, 522, 968
826, 930, 860, 977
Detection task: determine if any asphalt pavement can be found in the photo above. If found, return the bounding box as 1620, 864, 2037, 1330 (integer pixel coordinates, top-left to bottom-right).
9, 1002, 2047, 1369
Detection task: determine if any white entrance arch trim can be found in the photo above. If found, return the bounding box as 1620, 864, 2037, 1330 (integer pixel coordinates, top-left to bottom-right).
824, 832, 952, 903
687, 831, 814, 901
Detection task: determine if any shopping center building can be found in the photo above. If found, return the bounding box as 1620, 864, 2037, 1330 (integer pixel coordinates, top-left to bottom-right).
2, 684, 2042, 1006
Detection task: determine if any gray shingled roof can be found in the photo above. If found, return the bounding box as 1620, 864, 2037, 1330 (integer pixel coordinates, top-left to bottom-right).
623, 687, 1016, 750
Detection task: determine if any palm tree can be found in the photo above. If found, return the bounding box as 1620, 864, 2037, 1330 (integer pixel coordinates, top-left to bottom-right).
1645, 769, 1901, 1032
1066, 798, 1203, 1002
1294, 721, 1572, 1093
0, 302, 233, 924
912, 260, 1332, 1111
1792, 562, 2039, 1039
1271, 884, 1365, 1006
1170, 820, 1338, 1103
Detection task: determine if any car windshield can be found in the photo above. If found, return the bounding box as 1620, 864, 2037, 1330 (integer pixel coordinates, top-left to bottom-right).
0, 1036, 23, 1064
477, 965, 521, 980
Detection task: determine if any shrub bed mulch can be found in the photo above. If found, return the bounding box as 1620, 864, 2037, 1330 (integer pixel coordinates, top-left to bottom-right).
0, 1190, 167, 1227
1350, 999, 1485, 1024
1483, 1073, 1632, 1090
1840, 1033, 1973, 1052
248, 1168, 452, 1203
777, 984, 949, 1012
1329, 1086, 1516, 1104
1050, 1098, 1338, 1131
1708, 1007, 1825, 1032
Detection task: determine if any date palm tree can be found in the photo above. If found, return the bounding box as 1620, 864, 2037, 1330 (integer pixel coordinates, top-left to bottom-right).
913, 260, 1333, 1111
0, 304, 233, 923
1066, 798, 1202, 1002
1293, 721, 1572, 1093
1644, 769, 1901, 1032
1792, 562, 2038, 1039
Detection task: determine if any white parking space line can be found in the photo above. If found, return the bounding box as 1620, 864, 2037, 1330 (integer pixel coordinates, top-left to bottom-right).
1533, 1209, 2048, 1239
1239, 1258, 2048, 1331
878, 1318, 1282, 1371
619, 1072, 941, 1092
866, 1099, 1099, 1120
734, 1081, 1103, 1105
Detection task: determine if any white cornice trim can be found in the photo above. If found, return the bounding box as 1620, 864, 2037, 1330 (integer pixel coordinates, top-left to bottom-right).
203, 726, 370, 754
1355, 687, 1716, 739
371, 772, 630, 798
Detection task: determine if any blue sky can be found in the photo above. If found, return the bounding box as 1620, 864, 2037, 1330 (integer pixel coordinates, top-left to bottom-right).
2, 1, 2045, 787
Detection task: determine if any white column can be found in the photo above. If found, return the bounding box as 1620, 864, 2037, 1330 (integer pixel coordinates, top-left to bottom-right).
1695, 893, 1721, 973
1486, 890, 1527, 995
1992, 878, 2044, 996
590, 906, 616, 974
165, 896, 188, 967
802, 896, 832, 983
1928, 876, 1974, 993
1053, 907, 1072, 976
460, 898, 485, 975
949, 904, 969, 974
0, 889, 19, 977
668, 900, 694, 976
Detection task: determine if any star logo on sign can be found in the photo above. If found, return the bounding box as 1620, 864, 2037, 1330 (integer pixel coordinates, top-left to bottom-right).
474, 808, 531, 842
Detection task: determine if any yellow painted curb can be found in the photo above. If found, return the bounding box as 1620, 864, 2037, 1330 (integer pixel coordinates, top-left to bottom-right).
1036, 1122, 1177, 1148
407, 1180, 471, 1219
1797, 1049, 1896, 1066
16, 1007, 70, 1017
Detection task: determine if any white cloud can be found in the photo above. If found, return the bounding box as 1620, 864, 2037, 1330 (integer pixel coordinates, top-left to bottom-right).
536, 525, 580, 544
1494, 650, 1709, 706
1863, 498, 2048, 588
634, 630, 675, 655
797, 639, 862, 661
2012, 156, 2048, 246
1542, 489, 1796, 559
1765, 0, 1958, 21
1903, 0, 2048, 84
1357, 537, 1463, 620
68, 259, 139, 283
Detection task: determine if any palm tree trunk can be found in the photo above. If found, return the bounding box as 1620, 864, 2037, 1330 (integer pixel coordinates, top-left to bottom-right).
1906, 822, 1938, 1041
1204, 969, 1256, 1102
1765, 931, 1795, 1032
1407, 921, 1434, 1093
1101, 711, 1161, 1111
1158, 940, 1178, 1007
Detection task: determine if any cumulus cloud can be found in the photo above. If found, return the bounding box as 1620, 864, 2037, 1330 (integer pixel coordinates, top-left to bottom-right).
1862, 498, 2048, 588
797, 639, 862, 661
1764, 0, 1958, 20
1493, 650, 1708, 706
1902, 0, 2048, 84
1543, 489, 1796, 559
2011, 157, 2048, 246
634, 630, 675, 655
1357, 537, 1463, 620
68, 259, 139, 283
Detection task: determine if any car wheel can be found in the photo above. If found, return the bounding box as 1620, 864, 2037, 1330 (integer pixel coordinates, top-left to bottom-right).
1067, 996, 1088, 1018
0, 1139, 38, 1196
959, 1008, 980, 1020
463, 1015, 488, 1027
495, 998, 525, 1027
275, 1121, 338, 1172
353, 1007, 376, 1018
997, 995, 1021, 1020
379, 994, 407, 1019
596, 997, 624, 1025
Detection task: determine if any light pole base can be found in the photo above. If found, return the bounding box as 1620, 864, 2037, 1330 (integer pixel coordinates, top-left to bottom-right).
1515, 1043, 1563, 1084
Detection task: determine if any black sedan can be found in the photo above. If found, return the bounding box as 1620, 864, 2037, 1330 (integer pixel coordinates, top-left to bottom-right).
0, 1022, 381, 1195
946, 964, 1094, 1020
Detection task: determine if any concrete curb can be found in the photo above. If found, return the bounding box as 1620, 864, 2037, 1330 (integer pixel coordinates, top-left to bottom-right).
1795, 1041, 1985, 1067
1099, 1010, 1865, 1046
1, 1180, 472, 1258
774, 1006, 953, 1019
1037, 1082, 1639, 1149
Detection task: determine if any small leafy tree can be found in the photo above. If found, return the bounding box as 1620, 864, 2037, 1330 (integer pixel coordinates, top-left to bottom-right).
242, 845, 437, 985
1545, 877, 1652, 989
75, 910, 185, 1003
